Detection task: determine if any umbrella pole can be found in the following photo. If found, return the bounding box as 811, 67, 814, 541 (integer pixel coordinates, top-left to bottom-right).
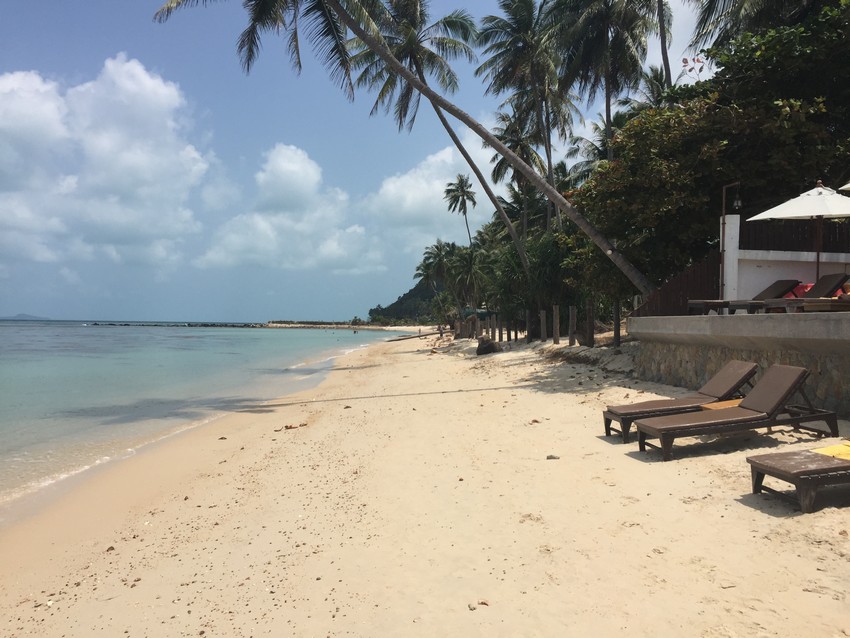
816, 216, 823, 280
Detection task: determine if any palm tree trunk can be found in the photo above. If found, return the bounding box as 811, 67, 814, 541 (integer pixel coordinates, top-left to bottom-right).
541, 99, 562, 230
463, 213, 473, 248
604, 29, 614, 163
325, 0, 655, 295
657, 0, 672, 88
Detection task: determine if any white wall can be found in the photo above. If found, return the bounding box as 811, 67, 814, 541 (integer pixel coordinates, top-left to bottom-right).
722, 214, 850, 300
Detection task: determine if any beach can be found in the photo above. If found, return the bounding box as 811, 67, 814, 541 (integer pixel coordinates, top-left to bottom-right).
1, 335, 848, 637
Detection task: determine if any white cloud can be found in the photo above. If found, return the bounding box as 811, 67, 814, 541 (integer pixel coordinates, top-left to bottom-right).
255, 144, 323, 211
361, 125, 505, 256
0, 54, 208, 277
195, 144, 385, 274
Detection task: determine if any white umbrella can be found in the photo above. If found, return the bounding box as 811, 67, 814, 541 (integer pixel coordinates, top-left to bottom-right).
840, 180, 850, 192
747, 181, 850, 221
747, 181, 850, 279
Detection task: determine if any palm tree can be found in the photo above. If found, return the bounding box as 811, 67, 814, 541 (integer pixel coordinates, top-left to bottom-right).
444, 174, 476, 247
348, 0, 531, 276
415, 238, 454, 319
488, 108, 546, 188
617, 64, 670, 114
476, 0, 578, 230
555, 0, 649, 162
685, 0, 822, 49
154, 0, 655, 294
561, 109, 630, 187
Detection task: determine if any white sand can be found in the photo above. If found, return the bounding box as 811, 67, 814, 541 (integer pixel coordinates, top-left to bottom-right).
1, 336, 848, 637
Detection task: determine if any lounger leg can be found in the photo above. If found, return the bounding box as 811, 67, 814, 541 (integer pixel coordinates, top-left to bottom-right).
604, 416, 612, 437
826, 415, 839, 437
660, 436, 674, 462
751, 467, 765, 494
798, 481, 818, 514
638, 431, 647, 452
621, 420, 632, 444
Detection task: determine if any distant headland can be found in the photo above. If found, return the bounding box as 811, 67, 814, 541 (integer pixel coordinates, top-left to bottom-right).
0, 314, 51, 321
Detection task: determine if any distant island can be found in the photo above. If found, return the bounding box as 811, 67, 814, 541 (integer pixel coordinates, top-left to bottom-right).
0, 313, 50, 321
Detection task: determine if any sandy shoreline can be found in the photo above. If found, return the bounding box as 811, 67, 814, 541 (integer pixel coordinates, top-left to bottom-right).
1, 336, 848, 637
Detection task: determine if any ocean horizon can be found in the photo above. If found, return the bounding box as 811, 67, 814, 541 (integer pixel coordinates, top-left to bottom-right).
0, 320, 402, 520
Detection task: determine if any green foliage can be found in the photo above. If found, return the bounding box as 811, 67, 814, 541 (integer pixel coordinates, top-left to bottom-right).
567, 0, 850, 299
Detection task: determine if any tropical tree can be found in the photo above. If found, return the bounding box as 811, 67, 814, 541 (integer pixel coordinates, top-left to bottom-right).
415, 238, 454, 320
488, 108, 546, 188
555, 0, 650, 161
560, 110, 629, 187
617, 64, 670, 113
476, 0, 578, 230
154, 0, 655, 294
444, 174, 476, 247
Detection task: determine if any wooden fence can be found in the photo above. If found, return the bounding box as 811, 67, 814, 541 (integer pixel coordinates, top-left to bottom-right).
632, 251, 720, 317
740, 218, 850, 252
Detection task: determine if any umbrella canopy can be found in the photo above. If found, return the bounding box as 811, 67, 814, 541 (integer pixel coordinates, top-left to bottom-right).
747, 182, 850, 222
747, 181, 850, 221
747, 181, 850, 280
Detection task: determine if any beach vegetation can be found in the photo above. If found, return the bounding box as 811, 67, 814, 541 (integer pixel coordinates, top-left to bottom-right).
154, 0, 655, 295
154, 0, 849, 331
560, 0, 850, 308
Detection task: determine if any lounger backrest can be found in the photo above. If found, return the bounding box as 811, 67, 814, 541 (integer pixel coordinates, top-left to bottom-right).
739, 365, 808, 416
752, 279, 801, 300
697, 360, 759, 399
804, 273, 850, 298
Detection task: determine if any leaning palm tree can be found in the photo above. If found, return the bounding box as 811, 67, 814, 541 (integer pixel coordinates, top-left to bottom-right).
444, 174, 476, 247
154, 0, 655, 294
348, 0, 531, 276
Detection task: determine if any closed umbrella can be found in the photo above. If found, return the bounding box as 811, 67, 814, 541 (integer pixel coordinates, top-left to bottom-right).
747, 181, 850, 279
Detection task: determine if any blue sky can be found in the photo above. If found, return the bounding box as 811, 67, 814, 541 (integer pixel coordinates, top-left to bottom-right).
0, 1, 696, 322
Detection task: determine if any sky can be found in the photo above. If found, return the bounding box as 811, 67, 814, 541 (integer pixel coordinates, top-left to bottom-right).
0, 1, 697, 322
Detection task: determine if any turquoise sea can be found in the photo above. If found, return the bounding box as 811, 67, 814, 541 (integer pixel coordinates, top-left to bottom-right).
0, 321, 398, 517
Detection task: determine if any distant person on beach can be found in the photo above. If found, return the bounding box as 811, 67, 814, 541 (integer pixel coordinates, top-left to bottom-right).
438, 325, 444, 337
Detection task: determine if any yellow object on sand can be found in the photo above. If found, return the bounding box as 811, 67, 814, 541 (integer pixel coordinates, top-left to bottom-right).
813, 440, 850, 460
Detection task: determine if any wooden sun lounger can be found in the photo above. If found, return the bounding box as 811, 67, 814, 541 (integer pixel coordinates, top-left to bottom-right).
602, 360, 758, 443
747, 448, 850, 513
761, 273, 850, 313
688, 280, 800, 315
634, 365, 838, 461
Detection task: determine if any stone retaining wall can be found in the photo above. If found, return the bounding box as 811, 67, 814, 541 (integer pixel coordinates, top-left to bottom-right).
635, 341, 848, 417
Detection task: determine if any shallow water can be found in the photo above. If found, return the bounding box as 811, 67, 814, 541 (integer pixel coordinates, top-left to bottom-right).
0, 321, 395, 510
